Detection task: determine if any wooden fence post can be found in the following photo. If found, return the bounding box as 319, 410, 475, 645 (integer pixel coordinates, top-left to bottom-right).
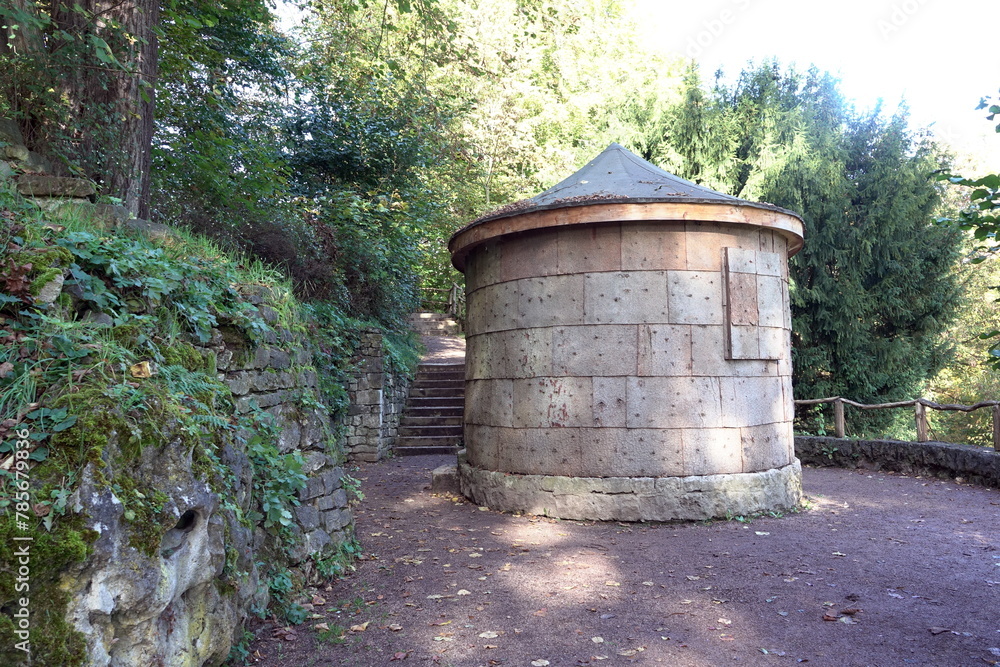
993, 404, 1000, 449
915, 401, 929, 442
834, 398, 845, 438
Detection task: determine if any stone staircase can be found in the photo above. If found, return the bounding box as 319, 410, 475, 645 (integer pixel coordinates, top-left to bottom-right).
408, 312, 462, 337
395, 363, 465, 455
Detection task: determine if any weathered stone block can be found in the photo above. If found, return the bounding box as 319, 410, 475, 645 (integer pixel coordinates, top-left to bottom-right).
684, 222, 759, 271
720, 376, 785, 428
621, 222, 686, 271
323, 508, 352, 532
355, 389, 383, 406
667, 271, 723, 325
725, 247, 759, 274
552, 324, 637, 376
682, 427, 743, 475
741, 422, 789, 472
637, 324, 692, 376
478, 280, 520, 333
295, 504, 320, 530
329, 488, 348, 508
523, 429, 583, 476
626, 376, 722, 429
17, 174, 96, 198
758, 326, 787, 361
303, 476, 326, 500
501, 229, 558, 282
323, 468, 345, 493
431, 464, 461, 494
592, 376, 627, 427
268, 348, 291, 369
226, 372, 251, 396
512, 376, 593, 428
465, 379, 513, 427
729, 325, 759, 359
557, 224, 622, 274
500, 327, 553, 379
518, 275, 584, 328
465, 424, 500, 469
466, 239, 502, 292
583, 271, 668, 324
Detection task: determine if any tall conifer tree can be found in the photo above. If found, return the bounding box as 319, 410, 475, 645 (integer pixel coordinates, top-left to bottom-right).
658, 64, 962, 431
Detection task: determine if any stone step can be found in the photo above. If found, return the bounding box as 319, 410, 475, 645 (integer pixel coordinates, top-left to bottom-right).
395, 442, 461, 456
409, 386, 466, 398
398, 424, 464, 438
404, 406, 465, 418
416, 365, 465, 376
409, 313, 461, 336
411, 378, 466, 390
395, 435, 463, 449
401, 414, 463, 427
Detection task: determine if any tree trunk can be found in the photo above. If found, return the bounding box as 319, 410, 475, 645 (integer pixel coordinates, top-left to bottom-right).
49, 0, 159, 217
5, 1, 159, 217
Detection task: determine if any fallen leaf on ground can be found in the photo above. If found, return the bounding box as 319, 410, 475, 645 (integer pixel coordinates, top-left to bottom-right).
313, 623, 329, 631
478, 631, 499, 638
605, 581, 621, 586
349, 622, 369, 633
592, 637, 604, 643
457, 589, 471, 596
389, 652, 408, 661
928, 627, 951, 635
388, 624, 403, 631
531, 660, 550, 666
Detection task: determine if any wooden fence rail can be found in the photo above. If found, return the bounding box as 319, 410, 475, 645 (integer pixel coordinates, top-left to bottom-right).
794, 397, 1000, 447
419, 283, 465, 319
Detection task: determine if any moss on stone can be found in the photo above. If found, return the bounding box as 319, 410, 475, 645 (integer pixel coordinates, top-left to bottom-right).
0, 513, 95, 667
161, 340, 205, 372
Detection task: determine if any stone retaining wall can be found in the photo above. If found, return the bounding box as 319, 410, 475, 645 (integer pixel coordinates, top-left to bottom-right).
207, 287, 354, 559
795, 435, 1000, 488
341, 330, 411, 462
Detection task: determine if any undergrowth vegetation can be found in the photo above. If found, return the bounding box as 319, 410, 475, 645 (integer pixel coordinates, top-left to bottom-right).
0, 182, 416, 665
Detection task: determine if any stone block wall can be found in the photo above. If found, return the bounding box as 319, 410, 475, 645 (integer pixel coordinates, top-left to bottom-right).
202, 289, 354, 558
463, 221, 795, 479
341, 330, 412, 462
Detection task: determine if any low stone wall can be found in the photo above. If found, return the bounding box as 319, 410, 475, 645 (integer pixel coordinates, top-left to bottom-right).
341, 330, 411, 462
795, 436, 1000, 488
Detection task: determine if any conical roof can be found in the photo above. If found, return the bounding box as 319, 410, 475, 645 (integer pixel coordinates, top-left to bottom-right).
529, 142, 739, 206
450, 142, 804, 270
468, 143, 796, 225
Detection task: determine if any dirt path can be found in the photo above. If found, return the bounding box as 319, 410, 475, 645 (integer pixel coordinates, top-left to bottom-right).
418, 335, 466, 364
248, 456, 1000, 667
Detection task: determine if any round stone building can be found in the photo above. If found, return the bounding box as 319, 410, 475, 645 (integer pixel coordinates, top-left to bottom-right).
448, 143, 804, 521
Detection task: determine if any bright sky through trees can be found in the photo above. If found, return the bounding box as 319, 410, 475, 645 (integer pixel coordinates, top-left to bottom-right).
629, 0, 1000, 170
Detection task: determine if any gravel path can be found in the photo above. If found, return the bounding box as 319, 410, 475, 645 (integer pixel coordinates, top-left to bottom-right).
248, 455, 1000, 667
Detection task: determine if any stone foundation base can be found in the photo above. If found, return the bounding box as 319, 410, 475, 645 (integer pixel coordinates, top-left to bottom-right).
457, 451, 802, 521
